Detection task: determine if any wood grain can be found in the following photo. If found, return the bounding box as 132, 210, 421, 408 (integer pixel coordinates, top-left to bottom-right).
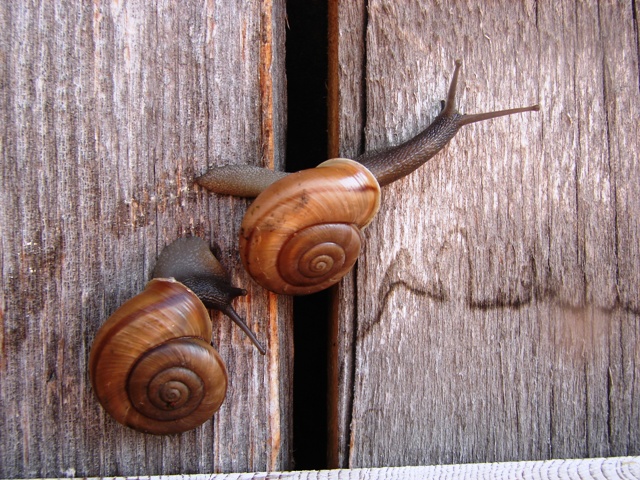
0, 1, 291, 477
327, 0, 367, 468
64, 456, 640, 479
330, 0, 640, 469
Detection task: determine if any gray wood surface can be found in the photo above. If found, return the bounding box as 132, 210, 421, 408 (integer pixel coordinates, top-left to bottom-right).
0, 1, 292, 477
79, 457, 640, 480
330, 0, 640, 469
327, 0, 368, 469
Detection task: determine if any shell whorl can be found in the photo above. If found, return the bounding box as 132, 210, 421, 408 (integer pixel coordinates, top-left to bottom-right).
89, 278, 228, 434
239, 158, 381, 295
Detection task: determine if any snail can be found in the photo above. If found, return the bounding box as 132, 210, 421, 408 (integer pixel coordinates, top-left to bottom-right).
196, 60, 540, 295
89, 237, 265, 435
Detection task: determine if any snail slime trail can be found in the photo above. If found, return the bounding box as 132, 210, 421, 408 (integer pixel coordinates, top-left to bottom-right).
286, 0, 329, 470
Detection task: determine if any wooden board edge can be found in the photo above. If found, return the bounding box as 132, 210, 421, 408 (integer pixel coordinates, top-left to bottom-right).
24, 456, 640, 480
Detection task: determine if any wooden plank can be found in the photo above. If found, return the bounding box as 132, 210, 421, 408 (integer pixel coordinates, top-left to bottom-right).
28, 456, 640, 480
0, 0, 291, 477
329, 0, 640, 468
327, 0, 367, 468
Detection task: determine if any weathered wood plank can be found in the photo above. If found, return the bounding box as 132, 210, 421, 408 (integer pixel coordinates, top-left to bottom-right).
327, 0, 367, 468
0, 0, 291, 477
33, 456, 640, 480
330, 0, 639, 468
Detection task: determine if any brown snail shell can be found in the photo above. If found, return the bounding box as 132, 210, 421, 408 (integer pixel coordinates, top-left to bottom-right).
239, 158, 381, 295
89, 278, 228, 434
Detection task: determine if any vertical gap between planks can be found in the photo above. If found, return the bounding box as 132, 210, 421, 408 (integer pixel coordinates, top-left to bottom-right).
285, 0, 330, 470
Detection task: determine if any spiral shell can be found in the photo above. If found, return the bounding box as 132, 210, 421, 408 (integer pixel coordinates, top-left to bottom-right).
89, 278, 227, 434
239, 158, 381, 295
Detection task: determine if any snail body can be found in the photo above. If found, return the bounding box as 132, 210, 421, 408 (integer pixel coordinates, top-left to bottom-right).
90, 237, 264, 435
197, 61, 540, 295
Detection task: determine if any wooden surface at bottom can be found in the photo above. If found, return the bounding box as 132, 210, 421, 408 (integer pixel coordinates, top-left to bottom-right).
32, 457, 639, 480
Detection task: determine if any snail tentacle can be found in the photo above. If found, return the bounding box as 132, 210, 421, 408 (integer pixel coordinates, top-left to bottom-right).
358, 60, 540, 186
220, 304, 267, 355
